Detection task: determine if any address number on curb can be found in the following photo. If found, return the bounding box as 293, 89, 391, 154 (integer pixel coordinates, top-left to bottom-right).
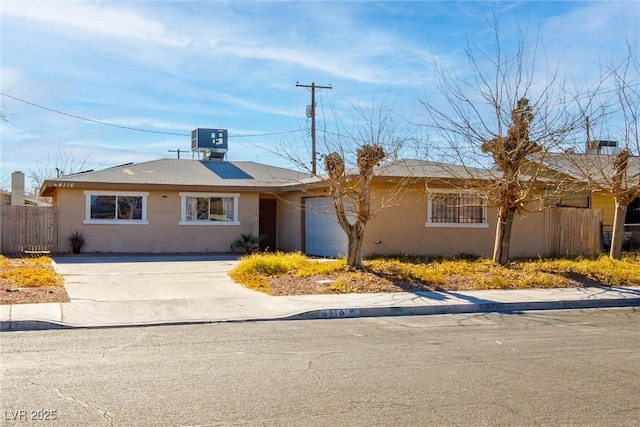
321, 308, 358, 318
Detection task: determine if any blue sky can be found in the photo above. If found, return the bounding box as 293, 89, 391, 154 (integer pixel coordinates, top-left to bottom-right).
1, 1, 639, 191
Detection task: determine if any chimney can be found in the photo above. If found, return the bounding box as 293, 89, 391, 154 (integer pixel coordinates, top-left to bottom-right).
10, 171, 25, 206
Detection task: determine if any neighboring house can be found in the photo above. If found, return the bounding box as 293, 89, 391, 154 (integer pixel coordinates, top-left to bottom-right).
0, 190, 48, 207
534, 148, 640, 247
40, 157, 559, 258
1, 171, 50, 207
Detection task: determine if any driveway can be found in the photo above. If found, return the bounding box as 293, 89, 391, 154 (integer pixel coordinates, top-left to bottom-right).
52, 255, 263, 302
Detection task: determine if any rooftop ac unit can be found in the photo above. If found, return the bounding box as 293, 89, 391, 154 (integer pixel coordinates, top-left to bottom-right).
191, 129, 228, 159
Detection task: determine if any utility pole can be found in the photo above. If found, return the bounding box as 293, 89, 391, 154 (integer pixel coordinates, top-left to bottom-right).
296, 81, 332, 175
168, 149, 189, 159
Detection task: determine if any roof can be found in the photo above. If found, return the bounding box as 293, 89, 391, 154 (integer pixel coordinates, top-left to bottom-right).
40, 157, 521, 196
375, 159, 494, 180
41, 158, 313, 196
1, 190, 51, 206
537, 152, 640, 188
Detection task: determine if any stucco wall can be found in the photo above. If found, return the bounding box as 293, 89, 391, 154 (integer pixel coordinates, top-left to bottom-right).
276, 192, 304, 252
280, 185, 549, 259
55, 188, 259, 253
361, 186, 496, 258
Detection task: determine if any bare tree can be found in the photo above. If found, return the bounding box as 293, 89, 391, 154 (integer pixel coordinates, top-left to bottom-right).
324, 145, 385, 268
602, 42, 640, 258
561, 42, 640, 259
29, 146, 95, 195
279, 98, 415, 269
420, 16, 579, 264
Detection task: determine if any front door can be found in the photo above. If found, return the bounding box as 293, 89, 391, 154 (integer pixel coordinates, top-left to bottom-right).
259, 199, 277, 251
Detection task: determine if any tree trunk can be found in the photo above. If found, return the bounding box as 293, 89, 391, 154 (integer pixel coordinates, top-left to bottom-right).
493, 206, 516, 265
609, 198, 628, 260
346, 227, 364, 269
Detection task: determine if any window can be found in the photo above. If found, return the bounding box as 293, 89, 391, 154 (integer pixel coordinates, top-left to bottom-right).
427, 191, 488, 228
84, 191, 148, 224
179, 193, 239, 225
544, 190, 590, 208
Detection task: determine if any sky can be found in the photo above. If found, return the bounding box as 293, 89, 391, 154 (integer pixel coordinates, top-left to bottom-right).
1, 1, 639, 192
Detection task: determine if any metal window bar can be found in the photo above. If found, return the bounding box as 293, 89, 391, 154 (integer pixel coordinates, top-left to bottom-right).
431, 194, 485, 223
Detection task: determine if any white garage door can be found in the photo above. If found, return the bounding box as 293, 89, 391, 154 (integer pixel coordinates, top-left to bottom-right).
305, 197, 348, 257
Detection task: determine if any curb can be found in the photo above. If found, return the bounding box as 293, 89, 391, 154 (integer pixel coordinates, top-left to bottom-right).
282, 298, 640, 320
2, 298, 639, 332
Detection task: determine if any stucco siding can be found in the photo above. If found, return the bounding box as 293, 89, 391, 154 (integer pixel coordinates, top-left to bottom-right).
55, 188, 259, 253
278, 185, 549, 259
276, 192, 305, 252
361, 186, 496, 258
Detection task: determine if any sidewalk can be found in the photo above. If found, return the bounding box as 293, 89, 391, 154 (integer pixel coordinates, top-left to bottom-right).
3, 287, 640, 331
1, 255, 640, 331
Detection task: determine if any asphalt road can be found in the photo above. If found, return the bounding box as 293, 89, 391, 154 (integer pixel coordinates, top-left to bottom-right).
1, 309, 639, 426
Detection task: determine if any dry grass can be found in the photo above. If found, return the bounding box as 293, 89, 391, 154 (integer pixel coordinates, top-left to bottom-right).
0, 255, 69, 304
230, 252, 640, 295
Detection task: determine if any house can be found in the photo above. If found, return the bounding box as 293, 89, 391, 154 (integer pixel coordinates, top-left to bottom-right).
39, 154, 564, 258
1, 171, 49, 207
532, 146, 640, 248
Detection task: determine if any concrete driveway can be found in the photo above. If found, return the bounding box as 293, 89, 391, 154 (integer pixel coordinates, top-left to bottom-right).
52, 255, 264, 302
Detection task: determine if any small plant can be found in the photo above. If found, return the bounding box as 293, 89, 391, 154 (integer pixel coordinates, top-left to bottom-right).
230, 233, 264, 255
68, 230, 86, 254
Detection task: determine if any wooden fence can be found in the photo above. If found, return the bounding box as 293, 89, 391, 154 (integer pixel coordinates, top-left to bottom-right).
543, 207, 602, 257
1, 205, 58, 254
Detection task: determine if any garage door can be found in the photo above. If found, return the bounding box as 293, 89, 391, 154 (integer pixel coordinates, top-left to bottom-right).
305, 197, 348, 257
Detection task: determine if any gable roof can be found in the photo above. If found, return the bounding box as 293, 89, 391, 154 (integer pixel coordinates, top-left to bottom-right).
41, 158, 314, 196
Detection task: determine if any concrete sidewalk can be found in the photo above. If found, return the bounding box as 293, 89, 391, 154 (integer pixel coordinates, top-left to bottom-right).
1, 255, 640, 331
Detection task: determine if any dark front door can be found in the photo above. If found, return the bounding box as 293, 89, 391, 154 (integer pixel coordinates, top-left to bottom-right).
259, 199, 277, 251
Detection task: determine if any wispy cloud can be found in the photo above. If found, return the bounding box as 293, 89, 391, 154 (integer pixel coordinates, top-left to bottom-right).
1, 1, 188, 47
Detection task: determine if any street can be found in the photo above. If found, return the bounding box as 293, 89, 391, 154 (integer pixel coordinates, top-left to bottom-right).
1, 308, 639, 426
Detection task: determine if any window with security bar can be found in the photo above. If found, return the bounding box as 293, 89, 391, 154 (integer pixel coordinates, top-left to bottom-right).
427, 192, 488, 227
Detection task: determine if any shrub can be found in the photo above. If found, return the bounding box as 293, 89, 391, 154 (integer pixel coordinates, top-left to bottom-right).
230, 233, 264, 255
231, 252, 309, 276
68, 230, 86, 254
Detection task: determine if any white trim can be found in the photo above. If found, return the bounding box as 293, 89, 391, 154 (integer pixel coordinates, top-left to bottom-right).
83, 191, 148, 224
83, 190, 149, 196
179, 192, 240, 225
426, 190, 488, 228
84, 220, 149, 225
179, 221, 240, 226
424, 222, 489, 229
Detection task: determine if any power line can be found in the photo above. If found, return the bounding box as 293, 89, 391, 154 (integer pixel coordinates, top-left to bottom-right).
1, 92, 189, 136
0, 92, 305, 139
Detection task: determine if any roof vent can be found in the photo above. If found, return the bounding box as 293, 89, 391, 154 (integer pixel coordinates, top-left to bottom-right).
191, 128, 228, 160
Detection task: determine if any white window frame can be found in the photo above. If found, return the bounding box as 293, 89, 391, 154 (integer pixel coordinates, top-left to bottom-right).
83, 191, 149, 225
426, 190, 488, 228
179, 192, 240, 226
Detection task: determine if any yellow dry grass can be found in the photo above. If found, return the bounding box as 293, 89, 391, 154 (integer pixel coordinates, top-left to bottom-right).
0, 255, 63, 288
230, 252, 640, 294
